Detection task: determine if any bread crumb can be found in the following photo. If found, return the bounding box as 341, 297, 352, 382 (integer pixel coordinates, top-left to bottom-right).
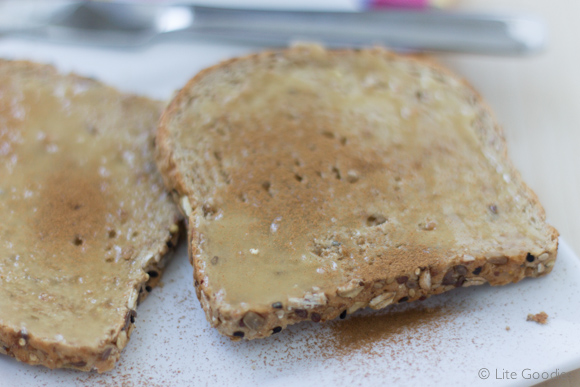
527, 311, 548, 325
505, 326, 510, 331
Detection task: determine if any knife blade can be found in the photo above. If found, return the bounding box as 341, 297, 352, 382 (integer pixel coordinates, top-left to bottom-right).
0, 1, 546, 55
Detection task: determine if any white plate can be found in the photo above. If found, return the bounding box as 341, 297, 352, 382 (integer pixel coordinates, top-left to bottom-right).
1, 38, 579, 387
2, 237, 579, 387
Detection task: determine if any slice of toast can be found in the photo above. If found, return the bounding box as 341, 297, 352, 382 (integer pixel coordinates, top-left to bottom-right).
0, 60, 181, 371
156, 45, 559, 340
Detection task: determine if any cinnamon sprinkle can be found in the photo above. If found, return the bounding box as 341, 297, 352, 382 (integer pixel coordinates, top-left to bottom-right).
322, 304, 459, 358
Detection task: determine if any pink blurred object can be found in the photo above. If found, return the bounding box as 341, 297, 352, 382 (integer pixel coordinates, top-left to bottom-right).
368, 0, 454, 9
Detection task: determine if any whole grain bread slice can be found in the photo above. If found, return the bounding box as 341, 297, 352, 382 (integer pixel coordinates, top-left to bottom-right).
0, 60, 181, 371
156, 45, 559, 340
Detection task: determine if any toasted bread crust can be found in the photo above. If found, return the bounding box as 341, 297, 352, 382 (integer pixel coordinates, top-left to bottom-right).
0, 60, 181, 371
0, 231, 179, 372
156, 46, 558, 340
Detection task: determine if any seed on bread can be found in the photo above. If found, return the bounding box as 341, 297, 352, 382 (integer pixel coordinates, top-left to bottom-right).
419, 270, 432, 290
369, 293, 397, 309
538, 253, 550, 261
180, 196, 193, 217
242, 312, 265, 330
487, 256, 509, 265
337, 279, 364, 298
289, 291, 328, 309
347, 302, 367, 315
464, 277, 487, 287
462, 255, 475, 262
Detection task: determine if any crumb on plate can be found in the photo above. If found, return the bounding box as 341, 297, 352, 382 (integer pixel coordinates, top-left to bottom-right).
527, 311, 548, 325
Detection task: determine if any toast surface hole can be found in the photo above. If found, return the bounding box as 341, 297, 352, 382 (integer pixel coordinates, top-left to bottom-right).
366, 215, 387, 227
73, 236, 84, 246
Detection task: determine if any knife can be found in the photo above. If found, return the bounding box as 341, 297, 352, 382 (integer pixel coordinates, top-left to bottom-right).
0, 1, 546, 55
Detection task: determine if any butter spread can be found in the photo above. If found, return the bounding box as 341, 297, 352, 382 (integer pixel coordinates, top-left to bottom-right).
0, 62, 176, 349
172, 49, 550, 310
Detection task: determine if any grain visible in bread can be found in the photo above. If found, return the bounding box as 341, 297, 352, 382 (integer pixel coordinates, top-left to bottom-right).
0, 60, 181, 371
156, 45, 559, 340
